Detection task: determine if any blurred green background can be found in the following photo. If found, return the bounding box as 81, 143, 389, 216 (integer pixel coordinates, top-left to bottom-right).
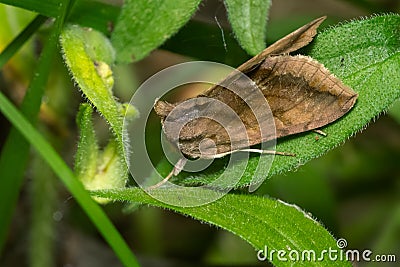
0, 0, 399, 266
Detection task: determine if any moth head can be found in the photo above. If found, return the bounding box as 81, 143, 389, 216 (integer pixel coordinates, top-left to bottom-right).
154, 100, 175, 122
154, 99, 224, 159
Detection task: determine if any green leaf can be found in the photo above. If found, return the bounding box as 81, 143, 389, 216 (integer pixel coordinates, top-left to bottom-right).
95, 140, 128, 188
92, 188, 350, 266
75, 103, 98, 181
75, 103, 129, 204
172, 14, 400, 188
0, 88, 140, 267
88, 139, 128, 204
62, 26, 140, 203
0, 1, 68, 253
111, 0, 201, 63
224, 0, 271, 55
68, 0, 120, 34
60, 25, 123, 145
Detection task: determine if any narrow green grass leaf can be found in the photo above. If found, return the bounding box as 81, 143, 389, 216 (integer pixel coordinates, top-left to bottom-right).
0, 0, 57, 16
0, 91, 140, 267
92, 188, 351, 267
224, 0, 271, 55
173, 14, 400, 188
0, 1, 66, 253
0, 0, 120, 35
111, 0, 201, 63
29, 155, 57, 267
0, 15, 47, 68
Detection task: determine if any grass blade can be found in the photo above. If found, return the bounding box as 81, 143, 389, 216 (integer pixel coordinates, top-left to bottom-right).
0, 15, 47, 68
0, 90, 140, 267
0, 0, 68, 254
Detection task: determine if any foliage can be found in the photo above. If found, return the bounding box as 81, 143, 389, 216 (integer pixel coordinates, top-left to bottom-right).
0, 0, 399, 266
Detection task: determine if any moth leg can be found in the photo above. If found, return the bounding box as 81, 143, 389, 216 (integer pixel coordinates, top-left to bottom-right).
313, 129, 327, 136
147, 158, 187, 190
212, 149, 296, 158
239, 148, 296, 157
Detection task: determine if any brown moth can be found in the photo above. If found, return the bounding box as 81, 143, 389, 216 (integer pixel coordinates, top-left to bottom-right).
154, 16, 357, 162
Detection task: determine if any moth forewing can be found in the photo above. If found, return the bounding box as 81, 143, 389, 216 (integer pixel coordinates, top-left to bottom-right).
248, 55, 358, 138
236, 16, 327, 74
152, 16, 358, 188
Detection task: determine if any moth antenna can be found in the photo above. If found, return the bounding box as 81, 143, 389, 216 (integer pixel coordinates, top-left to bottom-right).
214, 15, 227, 52
272, 151, 296, 157
153, 100, 175, 119
211, 149, 296, 158
238, 148, 296, 157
